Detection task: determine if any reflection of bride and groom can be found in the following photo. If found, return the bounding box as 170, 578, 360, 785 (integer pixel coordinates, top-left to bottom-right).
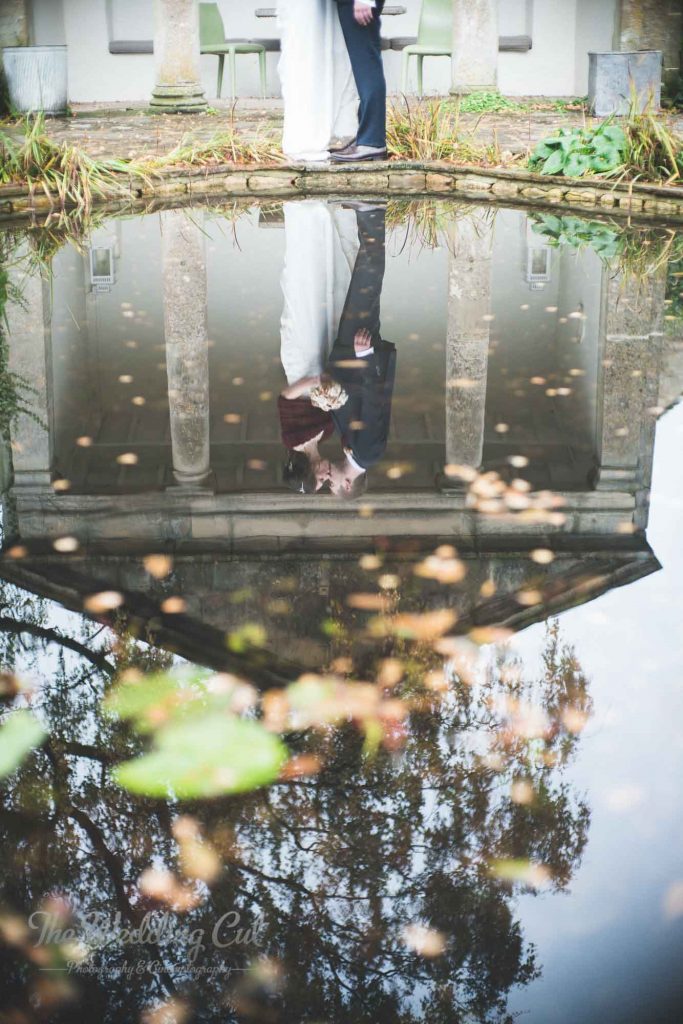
279, 0, 387, 163
278, 201, 396, 497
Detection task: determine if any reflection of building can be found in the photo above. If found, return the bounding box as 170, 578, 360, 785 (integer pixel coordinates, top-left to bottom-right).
2, 202, 681, 671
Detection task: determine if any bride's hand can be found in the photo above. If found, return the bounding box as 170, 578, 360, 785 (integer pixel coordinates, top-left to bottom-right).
354, 1, 374, 26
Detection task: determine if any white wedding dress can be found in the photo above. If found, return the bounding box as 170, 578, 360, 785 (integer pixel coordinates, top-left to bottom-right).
280, 200, 359, 386
277, 0, 359, 161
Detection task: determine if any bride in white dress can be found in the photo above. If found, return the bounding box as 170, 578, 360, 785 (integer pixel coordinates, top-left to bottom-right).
277, 0, 359, 161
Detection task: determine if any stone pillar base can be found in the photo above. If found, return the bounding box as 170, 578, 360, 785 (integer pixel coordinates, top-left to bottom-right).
449, 83, 497, 96
149, 83, 207, 114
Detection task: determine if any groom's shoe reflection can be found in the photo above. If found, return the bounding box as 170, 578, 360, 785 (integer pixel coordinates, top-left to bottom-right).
327, 205, 396, 498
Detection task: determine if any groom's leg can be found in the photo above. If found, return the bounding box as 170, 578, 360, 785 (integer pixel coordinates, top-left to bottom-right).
334, 208, 386, 353
336, 5, 386, 149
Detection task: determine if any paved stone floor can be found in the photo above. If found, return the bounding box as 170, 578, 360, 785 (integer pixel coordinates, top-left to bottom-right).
23, 98, 682, 164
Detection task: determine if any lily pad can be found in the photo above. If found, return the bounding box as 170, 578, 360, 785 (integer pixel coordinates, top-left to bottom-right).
114, 715, 288, 799
104, 668, 216, 733
0, 710, 47, 780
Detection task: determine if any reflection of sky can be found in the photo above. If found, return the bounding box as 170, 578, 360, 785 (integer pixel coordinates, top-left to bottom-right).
508, 402, 683, 1024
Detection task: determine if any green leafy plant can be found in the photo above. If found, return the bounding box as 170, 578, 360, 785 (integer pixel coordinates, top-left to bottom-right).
529, 121, 627, 177
530, 212, 683, 288
456, 91, 520, 114
387, 99, 512, 164
621, 102, 682, 183
529, 213, 622, 260
0, 112, 131, 211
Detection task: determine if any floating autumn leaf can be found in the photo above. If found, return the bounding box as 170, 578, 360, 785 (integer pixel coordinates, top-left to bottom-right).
489, 859, 551, 888
433, 637, 480, 685
561, 707, 589, 734
137, 868, 201, 912
377, 658, 404, 689
346, 592, 391, 612
0, 710, 47, 780
510, 780, 535, 805
378, 574, 400, 590
142, 998, 191, 1024
414, 553, 467, 584
468, 626, 513, 646
5, 545, 28, 559
226, 623, 267, 652
530, 548, 555, 564
383, 610, 457, 641
143, 554, 173, 579
279, 754, 322, 780
443, 463, 477, 482
286, 674, 379, 730
359, 554, 382, 571
497, 696, 550, 740
52, 536, 79, 553
172, 816, 222, 883
402, 923, 446, 957
115, 716, 288, 799
0, 672, 23, 699
423, 670, 449, 693
84, 591, 124, 614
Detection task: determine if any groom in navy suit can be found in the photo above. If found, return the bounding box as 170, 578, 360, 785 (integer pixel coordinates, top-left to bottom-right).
332, 0, 387, 162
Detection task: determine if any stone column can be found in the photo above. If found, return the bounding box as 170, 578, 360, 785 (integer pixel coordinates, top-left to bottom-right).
0, 0, 29, 111
4, 256, 51, 489
596, 264, 666, 525
445, 211, 494, 473
0, 0, 29, 47
161, 211, 211, 486
150, 0, 207, 113
450, 0, 499, 94
617, 0, 683, 88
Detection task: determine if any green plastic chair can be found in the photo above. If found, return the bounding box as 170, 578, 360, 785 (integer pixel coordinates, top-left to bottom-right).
199, 3, 267, 100
401, 0, 452, 97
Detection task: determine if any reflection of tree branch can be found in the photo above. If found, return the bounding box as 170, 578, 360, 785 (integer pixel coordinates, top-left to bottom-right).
53, 740, 116, 764
41, 741, 177, 995
0, 615, 115, 676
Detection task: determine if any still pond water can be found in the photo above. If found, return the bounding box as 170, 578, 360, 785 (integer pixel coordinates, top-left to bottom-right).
0, 198, 682, 1023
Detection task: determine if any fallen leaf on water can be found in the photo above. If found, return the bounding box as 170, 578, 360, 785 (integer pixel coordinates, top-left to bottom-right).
84, 591, 124, 614
137, 868, 201, 912
142, 998, 190, 1024
402, 923, 446, 957
489, 859, 551, 888
347, 592, 390, 612
279, 754, 322, 780
389, 610, 457, 641
144, 554, 173, 579
469, 627, 513, 646
172, 816, 222, 884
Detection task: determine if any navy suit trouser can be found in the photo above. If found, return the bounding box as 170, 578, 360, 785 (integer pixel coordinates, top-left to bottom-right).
336, 4, 387, 149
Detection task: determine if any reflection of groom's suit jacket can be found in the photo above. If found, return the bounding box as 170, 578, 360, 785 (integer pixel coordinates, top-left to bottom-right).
328, 208, 396, 471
